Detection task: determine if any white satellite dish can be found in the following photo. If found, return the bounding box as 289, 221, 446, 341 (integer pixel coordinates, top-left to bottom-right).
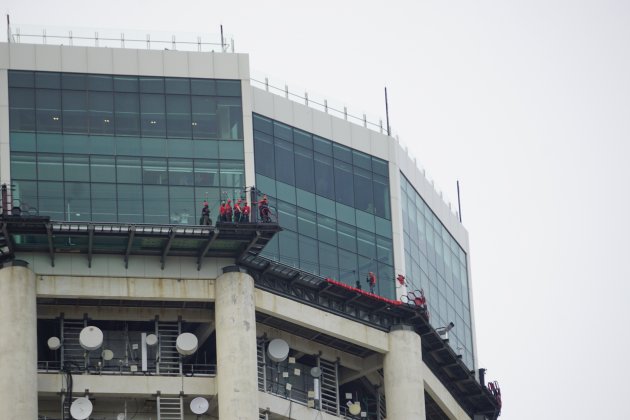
348, 401, 361, 416
267, 338, 290, 362
47, 336, 61, 350
101, 349, 114, 361
176, 333, 198, 356
70, 397, 93, 420
117, 414, 126, 420
310, 366, 322, 377
79, 326, 103, 351
190, 396, 210, 414
146, 333, 158, 346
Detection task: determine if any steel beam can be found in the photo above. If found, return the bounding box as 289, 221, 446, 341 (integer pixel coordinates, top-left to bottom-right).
124, 227, 135, 269
87, 225, 94, 268
161, 229, 176, 270
45, 223, 55, 267
197, 230, 218, 271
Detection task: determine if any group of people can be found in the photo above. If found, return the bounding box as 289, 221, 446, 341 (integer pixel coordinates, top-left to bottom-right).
198, 194, 271, 225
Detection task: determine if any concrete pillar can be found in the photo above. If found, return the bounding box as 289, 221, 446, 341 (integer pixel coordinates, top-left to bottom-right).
215, 267, 258, 420
0, 265, 38, 420
383, 325, 426, 419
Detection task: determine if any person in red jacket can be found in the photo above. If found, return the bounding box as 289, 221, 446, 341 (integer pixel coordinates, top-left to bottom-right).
367, 271, 377, 293
219, 201, 226, 222
258, 194, 270, 222
242, 201, 251, 222
233, 199, 242, 223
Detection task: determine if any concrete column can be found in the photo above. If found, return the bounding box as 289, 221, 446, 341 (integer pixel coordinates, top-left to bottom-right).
383, 325, 426, 419
0, 265, 38, 420
215, 267, 258, 420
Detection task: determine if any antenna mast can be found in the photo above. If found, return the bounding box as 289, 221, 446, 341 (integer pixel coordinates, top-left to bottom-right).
384, 87, 391, 136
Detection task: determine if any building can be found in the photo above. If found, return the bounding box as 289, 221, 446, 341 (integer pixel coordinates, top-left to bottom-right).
0, 29, 501, 420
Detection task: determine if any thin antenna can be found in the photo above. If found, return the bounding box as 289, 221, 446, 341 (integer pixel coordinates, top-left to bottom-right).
6, 14, 10, 43
220, 25, 224, 51
384, 87, 391, 136
456, 180, 462, 223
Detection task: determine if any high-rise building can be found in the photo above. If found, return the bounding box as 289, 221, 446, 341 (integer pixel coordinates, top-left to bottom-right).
0, 30, 501, 420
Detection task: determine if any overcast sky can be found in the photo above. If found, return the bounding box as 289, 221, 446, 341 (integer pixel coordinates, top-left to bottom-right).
3, 1, 629, 418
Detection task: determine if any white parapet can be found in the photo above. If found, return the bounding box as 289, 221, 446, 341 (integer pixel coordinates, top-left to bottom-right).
0, 264, 38, 420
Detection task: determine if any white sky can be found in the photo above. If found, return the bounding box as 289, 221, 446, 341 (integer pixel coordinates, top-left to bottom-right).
2, 1, 630, 418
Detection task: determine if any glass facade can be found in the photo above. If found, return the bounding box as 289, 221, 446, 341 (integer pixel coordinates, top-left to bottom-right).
253, 114, 395, 298
400, 175, 474, 368
8, 70, 244, 223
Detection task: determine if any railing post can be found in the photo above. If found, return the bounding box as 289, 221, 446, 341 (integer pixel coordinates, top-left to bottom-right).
265, 77, 269, 92
305, 92, 309, 106
344, 107, 348, 120
324, 99, 328, 113
285, 84, 289, 99
363, 114, 367, 127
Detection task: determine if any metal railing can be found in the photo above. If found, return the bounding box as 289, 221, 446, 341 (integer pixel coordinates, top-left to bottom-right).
37, 360, 216, 376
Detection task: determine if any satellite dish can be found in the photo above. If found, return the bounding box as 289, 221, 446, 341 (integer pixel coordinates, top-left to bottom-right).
267, 338, 289, 362
70, 397, 93, 420
190, 396, 209, 414
176, 333, 198, 356
117, 414, 126, 420
348, 402, 361, 416
47, 336, 61, 350
146, 333, 158, 346
310, 367, 322, 377
101, 349, 114, 361
79, 326, 103, 351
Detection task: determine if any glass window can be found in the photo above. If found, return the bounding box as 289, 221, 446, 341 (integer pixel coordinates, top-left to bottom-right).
117, 184, 143, 223
333, 143, 352, 163
373, 174, 391, 219
216, 97, 243, 139
276, 181, 296, 205
142, 158, 168, 185
296, 189, 316, 210
191, 79, 216, 95
338, 248, 358, 285
169, 186, 194, 224
62, 90, 88, 133
193, 139, 218, 159
334, 160, 354, 206
337, 222, 356, 252
278, 230, 298, 266
377, 235, 394, 266
194, 160, 219, 186
220, 161, 244, 188
143, 185, 169, 223
141, 137, 167, 157
297, 207, 317, 238
166, 94, 191, 138
336, 202, 355, 225
318, 242, 339, 279
293, 146, 316, 192
91, 183, 117, 222
192, 96, 217, 139
9, 70, 34, 88
114, 92, 140, 135
294, 129, 313, 149
10, 133, 36, 152
37, 133, 63, 153
88, 91, 114, 135
65, 182, 91, 221
313, 136, 332, 156
352, 150, 372, 171
62, 73, 86, 91
115, 136, 141, 155
167, 139, 194, 158
356, 209, 375, 233
114, 76, 139, 92
274, 140, 295, 185
357, 229, 376, 259
253, 114, 273, 135
298, 235, 319, 274
317, 214, 337, 245
64, 155, 90, 182
12, 180, 38, 213
165, 78, 190, 94
254, 131, 275, 178
139, 76, 164, 93
38, 154, 63, 180
354, 167, 374, 213
87, 75, 113, 91
36, 72, 61, 89
38, 181, 64, 220
216, 80, 241, 96
277, 200, 297, 231
36, 89, 62, 132
372, 158, 388, 177
273, 122, 292, 142
9, 87, 36, 131
10, 153, 37, 180
168, 159, 194, 186
314, 153, 334, 199
116, 156, 142, 183
140, 94, 166, 137
90, 156, 116, 183
219, 141, 244, 160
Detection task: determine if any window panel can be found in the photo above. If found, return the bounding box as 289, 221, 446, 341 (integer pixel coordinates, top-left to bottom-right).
141, 137, 167, 157
115, 136, 141, 155
140, 94, 166, 137
91, 183, 117, 222
373, 175, 391, 219
194, 160, 219, 186
113, 76, 139, 92
36, 72, 60, 89
193, 139, 219, 159
167, 139, 194, 158
313, 136, 332, 156
36, 89, 62, 133
9, 70, 34, 88
11, 153, 37, 180
143, 185, 169, 223
139, 76, 164, 93
278, 230, 298, 266
353, 167, 374, 213
38, 154, 63, 180
87, 75, 113, 91
220, 161, 244, 188
168, 158, 194, 186
9, 87, 36, 131
219, 141, 244, 160
338, 248, 358, 285
337, 222, 356, 252
276, 181, 296, 205
166, 95, 192, 138
274, 140, 295, 185
297, 207, 317, 238
216, 80, 241, 96
273, 121, 293, 142
357, 229, 376, 259
298, 235, 319, 274
333, 160, 354, 207
38, 181, 64, 220
191, 96, 217, 139
10, 133, 36, 152
117, 184, 143, 222
116, 156, 141, 183
64, 155, 90, 182
254, 131, 275, 178
318, 242, 339, 280
62, 90, 88, 133
88, 91, 114, 134
12, 180, 38, 213
90, 156, 116, 183
293, 129, 313, 149
169, 186, 194, 224
216, 97, 243, 139
191, 79, 216, 95
114, 92, 140, 135
65, 182, 91, 221
314, 153, 334, 199
352, 150, 372, 171
62, 73, 86, 91
333, 143, 352, 163
253, 114, 273, 135
142, 158, 168, 185
317, 214, 337, 245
